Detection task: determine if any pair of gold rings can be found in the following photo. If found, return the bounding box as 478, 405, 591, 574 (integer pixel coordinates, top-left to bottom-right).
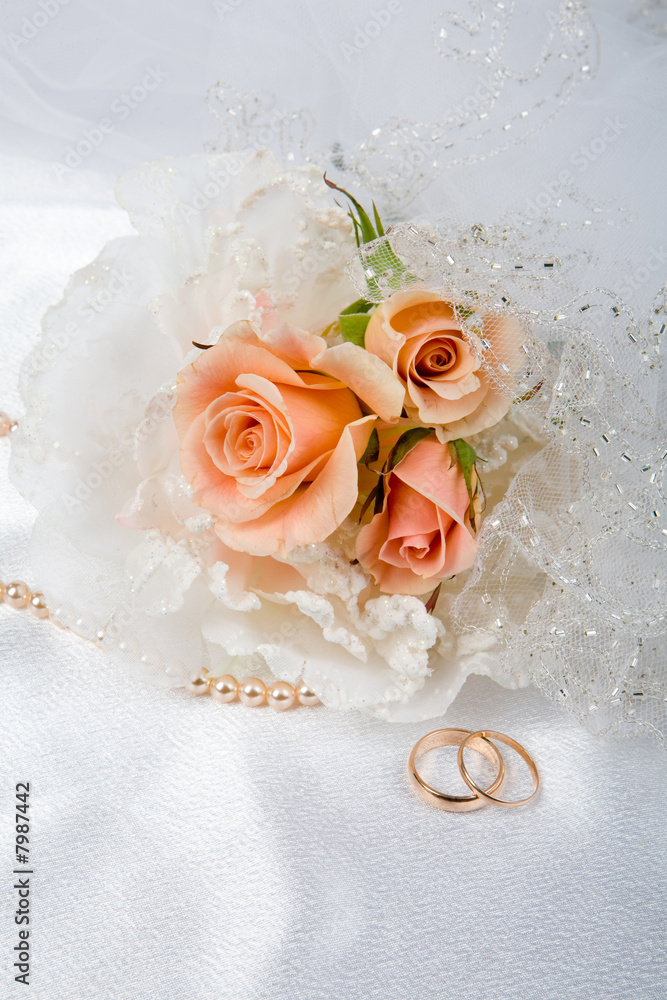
408, 728, 539, 812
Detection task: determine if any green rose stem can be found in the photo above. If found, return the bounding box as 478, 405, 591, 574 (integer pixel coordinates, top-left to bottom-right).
323, 173, 415, 345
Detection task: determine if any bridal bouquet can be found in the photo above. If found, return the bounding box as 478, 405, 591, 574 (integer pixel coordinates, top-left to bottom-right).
174, 175, 517, 599
11, 149, 666, 729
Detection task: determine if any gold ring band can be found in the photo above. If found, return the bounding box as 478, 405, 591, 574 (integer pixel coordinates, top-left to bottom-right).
457, 730, 539, 808
408, 728, 505, 812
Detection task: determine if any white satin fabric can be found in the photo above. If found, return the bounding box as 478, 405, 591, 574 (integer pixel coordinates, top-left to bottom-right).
1, 0, 667, 997
1, 156, 666, 1000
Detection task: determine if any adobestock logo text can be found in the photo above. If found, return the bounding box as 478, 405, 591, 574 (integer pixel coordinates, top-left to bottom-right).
8, 0, 71, 54
54, 67, 168, 181
340, 1, 404, 62
521, 117, 626, 221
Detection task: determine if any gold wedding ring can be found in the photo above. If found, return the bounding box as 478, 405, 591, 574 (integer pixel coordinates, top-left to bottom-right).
457, 730, 539, 808
408, 728, 506, 812
409, 727, 539, 811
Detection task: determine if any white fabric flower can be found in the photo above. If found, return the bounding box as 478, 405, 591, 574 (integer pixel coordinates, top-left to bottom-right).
12, 150, 507, 718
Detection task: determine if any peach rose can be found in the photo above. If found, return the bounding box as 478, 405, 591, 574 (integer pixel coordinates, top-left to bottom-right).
174, 320, 403, 557
364, 288, 525, 438
355, 437, 479, 595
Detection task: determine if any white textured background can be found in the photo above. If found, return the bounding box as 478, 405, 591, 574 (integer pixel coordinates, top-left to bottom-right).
1, 1, 667, 996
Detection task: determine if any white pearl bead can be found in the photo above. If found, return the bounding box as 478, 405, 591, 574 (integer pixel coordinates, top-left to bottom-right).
5, 581, 31, 609
295, 680, 321, 706
211, 674, 238, 703
186, 676, 211, 696
238, 677, 266, 707
267, 681, 295, 712
28, 592, 49, 619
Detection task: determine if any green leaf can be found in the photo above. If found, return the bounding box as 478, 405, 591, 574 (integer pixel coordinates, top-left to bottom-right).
456, 306, 475, 321
323, 174, 415, 297
339, 298, 374, 316
347, 211, 362, 248
385, 427, 434, 473
324, 174, 377, 245
424, 582, 442, 615
373, 477, 385, 515
450, 438, 480, 532
372, 201, 385, 237
450, 438, 477, 497
363, 237, 421, 296
514, 380, 544, 404
352, 203, 377, 246
339, 312, 372, 347
358, 479, 384, 522
359, 427, 379, 468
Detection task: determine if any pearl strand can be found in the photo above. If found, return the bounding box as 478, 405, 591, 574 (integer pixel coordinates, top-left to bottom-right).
1, 419, 64, 626
1, 579, 50, 618
0, 574, 321, 710
187, 674, 320, 710
1, 412, 320, 711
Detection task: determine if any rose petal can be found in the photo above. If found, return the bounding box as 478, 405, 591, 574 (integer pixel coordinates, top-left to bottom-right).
175, 322, 305, 434
384, 476, 441, 539
364, 288, 452, 366
481, 312, 526, 373
314, 340, 405, 422
276, 382, 363, 472
356, 505, 446, 596
402, 529, 444, 577
405, 380, 488, 424
432, 382, 514, 440
259, 322, 330, 369
216, 415, 377, 556
181, 411, 325, 520
364, 290, 523, 437
437, 518, 479, 577
203, 389, 293, 498
390, 300, 458, 340
205, 398, 284, 476
406, 331, 479, 386
356, 438, 479, 594
393, 438, 471, 520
